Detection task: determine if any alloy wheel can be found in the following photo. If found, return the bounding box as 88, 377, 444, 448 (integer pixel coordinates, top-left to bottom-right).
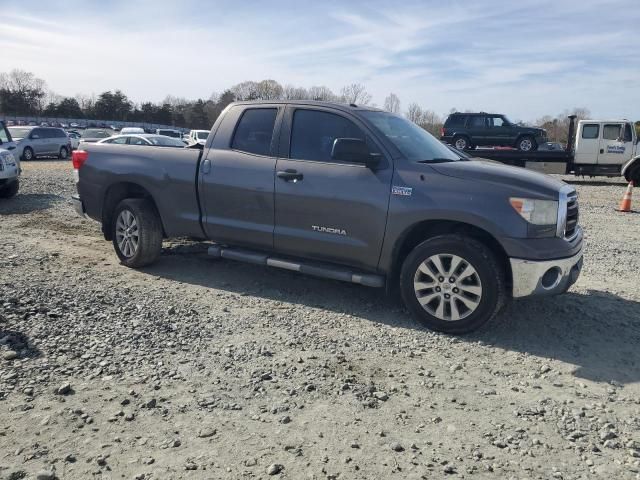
413, 253, 482, 321
115, 209, 140, 258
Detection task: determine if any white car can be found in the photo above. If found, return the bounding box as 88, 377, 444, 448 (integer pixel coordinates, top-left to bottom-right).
188, 129, 209, 145
67, 131, 81, 150
0, 148, 20, 198
120, 127, 145, 135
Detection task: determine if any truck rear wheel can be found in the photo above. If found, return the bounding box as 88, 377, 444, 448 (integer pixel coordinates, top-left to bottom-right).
400, 235, 506, 334
453, 136, 471, 150
111, 198, 162, 268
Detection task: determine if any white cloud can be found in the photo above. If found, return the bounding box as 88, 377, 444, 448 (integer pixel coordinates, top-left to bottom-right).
1, 0, 639, 121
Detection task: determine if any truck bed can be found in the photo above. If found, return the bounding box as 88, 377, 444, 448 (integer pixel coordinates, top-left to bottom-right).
77, 143, 204, 238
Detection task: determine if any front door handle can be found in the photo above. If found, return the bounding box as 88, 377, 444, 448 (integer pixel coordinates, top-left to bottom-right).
276, 169, 303, 182
600, 148, 604, 154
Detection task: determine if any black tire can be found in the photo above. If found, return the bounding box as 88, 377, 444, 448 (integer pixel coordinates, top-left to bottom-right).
625, 163, 640, 186
22, 147, 34, 161
516, 135, 537, 152
111, 198, 163, 268
399, 234, 507, 334
453, 135, 471, 150
58, 146, 69, 160
0, 179, 19, 199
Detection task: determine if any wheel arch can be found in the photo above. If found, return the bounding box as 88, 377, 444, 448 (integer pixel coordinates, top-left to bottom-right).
622, 155, 640, 182
388, 219, 512, 292
514, 133, 536, 147
101, 182, 165, 240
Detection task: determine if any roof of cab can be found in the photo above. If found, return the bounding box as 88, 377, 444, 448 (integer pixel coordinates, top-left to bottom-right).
228, 100, 385, 113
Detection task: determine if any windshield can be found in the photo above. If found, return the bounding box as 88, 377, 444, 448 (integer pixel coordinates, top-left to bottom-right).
146, 135, 185, 147
196, 131, 208, 139
8, 127, 31, 139
82, 129, 112, 138
360, 111, 460, 162
0, 123, 10, 143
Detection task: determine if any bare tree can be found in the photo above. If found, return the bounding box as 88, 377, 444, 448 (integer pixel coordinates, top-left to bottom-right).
255, 79, 283, 100
283, 85, 310, 100
308, 86, 337, 102
340, 83, 372, 105
230, 81, 259, 101
383, 93, 400, 114
420, 109, 442, 136
405, 103, 423, 124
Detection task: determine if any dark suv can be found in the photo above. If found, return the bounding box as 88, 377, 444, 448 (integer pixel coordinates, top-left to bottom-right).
441, 112, 547, 152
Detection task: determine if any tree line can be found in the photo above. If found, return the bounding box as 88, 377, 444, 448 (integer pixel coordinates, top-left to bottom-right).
0, 69, 605, 142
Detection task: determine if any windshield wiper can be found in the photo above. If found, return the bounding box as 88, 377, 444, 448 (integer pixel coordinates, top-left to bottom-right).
417, 157, 459, 163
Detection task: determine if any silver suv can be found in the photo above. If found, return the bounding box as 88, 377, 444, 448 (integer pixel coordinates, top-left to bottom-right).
7, 126, 72, 160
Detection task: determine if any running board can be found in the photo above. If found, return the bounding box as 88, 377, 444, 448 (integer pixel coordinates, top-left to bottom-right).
207, 245, 384, 288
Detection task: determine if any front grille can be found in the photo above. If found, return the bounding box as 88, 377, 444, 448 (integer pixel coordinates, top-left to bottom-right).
565, 195, 579, 239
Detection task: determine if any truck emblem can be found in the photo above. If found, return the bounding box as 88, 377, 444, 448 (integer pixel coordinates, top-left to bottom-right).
312, 225, 347, 236
392, 186, 413, 196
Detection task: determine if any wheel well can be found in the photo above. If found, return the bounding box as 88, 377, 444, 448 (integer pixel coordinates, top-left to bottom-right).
515, 133, 535, 143
390, 220, 512, 289
623, 158, 640, 182
101, 182, 164, 240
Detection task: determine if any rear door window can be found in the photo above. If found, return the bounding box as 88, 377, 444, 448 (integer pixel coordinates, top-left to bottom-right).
468, 116, 486, 128
581, 124, 599, 139
231, 108, 278, 156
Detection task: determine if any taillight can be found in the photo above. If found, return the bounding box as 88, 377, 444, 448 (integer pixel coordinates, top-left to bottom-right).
440, 127, 445, 137
72, 150, 88, 169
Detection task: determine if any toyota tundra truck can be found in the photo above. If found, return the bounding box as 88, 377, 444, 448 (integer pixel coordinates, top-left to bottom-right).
71, 101, 583, 334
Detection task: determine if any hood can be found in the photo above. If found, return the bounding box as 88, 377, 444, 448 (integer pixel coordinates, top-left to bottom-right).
430, 159, 566, 198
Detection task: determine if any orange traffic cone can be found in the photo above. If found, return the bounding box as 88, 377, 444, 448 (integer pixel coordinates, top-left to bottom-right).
616, 181, 635, 212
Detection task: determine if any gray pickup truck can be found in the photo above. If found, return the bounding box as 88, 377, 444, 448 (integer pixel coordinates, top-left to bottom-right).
72, 101, 583, 333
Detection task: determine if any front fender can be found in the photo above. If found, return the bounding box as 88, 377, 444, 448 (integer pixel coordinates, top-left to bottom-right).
621, 155, 640, 181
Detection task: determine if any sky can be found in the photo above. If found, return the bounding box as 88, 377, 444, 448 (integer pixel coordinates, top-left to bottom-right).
1, 0, 639, 122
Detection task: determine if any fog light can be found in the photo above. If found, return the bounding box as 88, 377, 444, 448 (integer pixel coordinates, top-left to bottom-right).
541, 267, 562, 289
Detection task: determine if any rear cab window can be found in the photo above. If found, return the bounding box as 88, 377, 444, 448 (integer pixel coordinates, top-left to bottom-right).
582, 124, 599, 139
231, 108, 278, 156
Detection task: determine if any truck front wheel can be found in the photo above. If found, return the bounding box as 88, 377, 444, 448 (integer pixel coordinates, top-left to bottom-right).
516, 136, 537, 152
400, 235, 506, 334
111, 198, 163, 268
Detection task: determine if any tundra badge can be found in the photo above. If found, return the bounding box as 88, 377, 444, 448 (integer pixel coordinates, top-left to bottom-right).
312, 225, 347, 236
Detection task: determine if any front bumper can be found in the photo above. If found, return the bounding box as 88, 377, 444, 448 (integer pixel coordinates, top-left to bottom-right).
72, 194, 86, 218
510, 247, 583, 298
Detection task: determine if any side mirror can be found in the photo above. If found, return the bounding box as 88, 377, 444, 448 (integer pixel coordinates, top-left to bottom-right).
331, 138, 380, 169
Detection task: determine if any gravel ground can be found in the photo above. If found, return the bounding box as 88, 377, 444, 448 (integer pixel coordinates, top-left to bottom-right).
1, 161, 639, 480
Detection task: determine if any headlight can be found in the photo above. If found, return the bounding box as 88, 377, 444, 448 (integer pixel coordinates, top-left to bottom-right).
509, 198, 558, 225
0, 151, 16, 166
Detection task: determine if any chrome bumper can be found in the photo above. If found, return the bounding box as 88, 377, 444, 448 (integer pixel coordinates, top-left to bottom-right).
72, 194, 86, 218
510, 247, 583, 298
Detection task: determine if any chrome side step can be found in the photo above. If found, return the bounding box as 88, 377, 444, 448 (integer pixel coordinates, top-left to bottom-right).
207, 245, 384, 288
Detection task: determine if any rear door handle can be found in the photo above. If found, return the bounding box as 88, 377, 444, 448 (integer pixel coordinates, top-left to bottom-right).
276, 169, 303, 182
599, 149, 604, 154
201, 158, 211, 174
